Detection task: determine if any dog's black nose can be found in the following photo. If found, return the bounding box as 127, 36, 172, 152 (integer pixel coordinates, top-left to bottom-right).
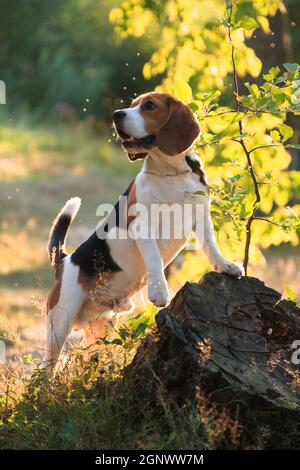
113, 110, 126, 120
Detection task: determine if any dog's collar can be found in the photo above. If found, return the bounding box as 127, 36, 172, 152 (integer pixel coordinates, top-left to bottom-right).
141, 168, 191, 177
141, 151, 196, 177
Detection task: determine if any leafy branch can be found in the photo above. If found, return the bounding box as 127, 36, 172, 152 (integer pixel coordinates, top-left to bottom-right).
111, 0, 300, 282
225, 1, 261, 274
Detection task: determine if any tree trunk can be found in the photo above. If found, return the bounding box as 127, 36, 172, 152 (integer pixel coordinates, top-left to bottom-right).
125, 273, 300, 448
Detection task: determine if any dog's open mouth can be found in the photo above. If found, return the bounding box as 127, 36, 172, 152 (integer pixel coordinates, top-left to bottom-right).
115, 128, 156, 154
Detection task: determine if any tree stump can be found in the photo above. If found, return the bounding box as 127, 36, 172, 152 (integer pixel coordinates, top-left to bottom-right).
126, 273, 300, 448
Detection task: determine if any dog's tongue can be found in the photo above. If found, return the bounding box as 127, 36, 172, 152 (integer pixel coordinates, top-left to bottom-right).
118, 134, 155, 160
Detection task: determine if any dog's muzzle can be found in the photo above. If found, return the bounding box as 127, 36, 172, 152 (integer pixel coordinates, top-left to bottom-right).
121, 134, 156, 149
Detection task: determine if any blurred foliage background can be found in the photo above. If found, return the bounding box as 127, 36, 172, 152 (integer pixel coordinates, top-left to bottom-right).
0, 0, 159, 123
0, 0, 299, 122
0, 0, 299, 365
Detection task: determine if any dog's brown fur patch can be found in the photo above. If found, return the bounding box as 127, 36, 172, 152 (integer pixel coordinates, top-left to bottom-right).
127, 181, 137, 224
131, 92, 200, 156
46, 263, 64, 311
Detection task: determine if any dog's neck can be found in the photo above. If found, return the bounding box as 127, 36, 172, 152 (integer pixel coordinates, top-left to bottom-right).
142, 148, 193, 176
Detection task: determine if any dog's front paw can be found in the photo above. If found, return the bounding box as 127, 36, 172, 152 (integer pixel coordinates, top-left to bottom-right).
214, 259, 245, 278
148, 278, 170, 307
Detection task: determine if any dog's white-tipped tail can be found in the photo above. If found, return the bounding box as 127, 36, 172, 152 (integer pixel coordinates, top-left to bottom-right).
61, 197, 81, 222
47, 197, 81, 268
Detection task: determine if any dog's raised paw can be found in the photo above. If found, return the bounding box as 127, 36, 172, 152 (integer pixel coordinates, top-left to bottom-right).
148, 279, 170, 307
214, 260, 245, 278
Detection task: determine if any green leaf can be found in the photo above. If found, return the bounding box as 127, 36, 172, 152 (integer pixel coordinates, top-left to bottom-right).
280, 124, 293, 143
24, 354, 35, 364
133, 322, 147, 338
189, 101, 199, 112
271, 87, 286, 105
281, 400, 299, 410
265, 172, 273, 180
111, 338, 123, 346
270, 130, 281, 142
229, 174, 242, 183
239, 202, 252, 218
229, 112, 244, 123
118, 328, 128, 340
263, 66, 280, 82
283, 63, 299, 73
173, 81, 193, 102
245, 82, 260, 98
283, 285, 295, 301
237, 17, 259, 31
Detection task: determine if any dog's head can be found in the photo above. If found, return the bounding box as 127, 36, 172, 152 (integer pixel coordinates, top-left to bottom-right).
113, 92, 200, 161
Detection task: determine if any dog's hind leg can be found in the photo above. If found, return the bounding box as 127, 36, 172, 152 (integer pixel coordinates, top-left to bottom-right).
46, 257, 86, 367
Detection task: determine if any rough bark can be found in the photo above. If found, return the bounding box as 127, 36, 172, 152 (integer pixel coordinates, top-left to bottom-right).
125, 273, 300, 448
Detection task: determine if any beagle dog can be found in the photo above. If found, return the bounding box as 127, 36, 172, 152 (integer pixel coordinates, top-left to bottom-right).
45, 91, 244, 365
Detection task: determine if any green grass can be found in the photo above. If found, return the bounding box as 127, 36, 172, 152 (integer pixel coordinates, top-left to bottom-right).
0, 342, 245, 450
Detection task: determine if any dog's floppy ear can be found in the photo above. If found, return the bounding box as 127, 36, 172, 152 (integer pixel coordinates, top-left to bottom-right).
156, 97, 200, 156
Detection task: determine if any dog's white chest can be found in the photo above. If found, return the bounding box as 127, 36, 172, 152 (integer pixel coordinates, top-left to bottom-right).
131, 170, 206, 263
136, 170, 204, 203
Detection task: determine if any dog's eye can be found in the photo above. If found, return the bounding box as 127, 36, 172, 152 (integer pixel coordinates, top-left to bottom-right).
143, 101, 156, 110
